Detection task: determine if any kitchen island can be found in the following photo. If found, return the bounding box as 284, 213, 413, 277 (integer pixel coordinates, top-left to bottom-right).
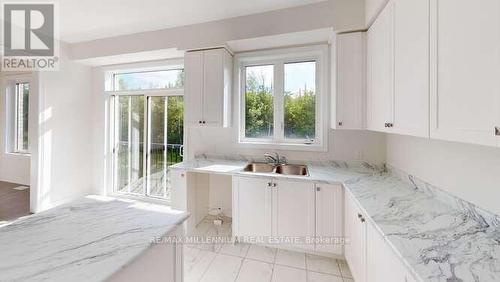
0, 195, 189, 282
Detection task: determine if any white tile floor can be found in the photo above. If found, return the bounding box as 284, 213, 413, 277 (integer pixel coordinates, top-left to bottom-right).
184, 216, 353, 282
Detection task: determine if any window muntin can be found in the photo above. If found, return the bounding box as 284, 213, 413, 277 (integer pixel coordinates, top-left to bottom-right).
284, 61, 316, 141
244, 65, 274, 139
14, 82, 29, 153
114, 69, 184, 91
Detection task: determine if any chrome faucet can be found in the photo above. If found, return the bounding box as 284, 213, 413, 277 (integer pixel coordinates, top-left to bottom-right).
264, 153, 287, 165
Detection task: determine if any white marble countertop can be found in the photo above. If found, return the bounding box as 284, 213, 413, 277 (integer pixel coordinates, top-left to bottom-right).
0, 195, 189, 282
172, 157, 500, 281
346, 174, 500, 282
170, 156, 376, 184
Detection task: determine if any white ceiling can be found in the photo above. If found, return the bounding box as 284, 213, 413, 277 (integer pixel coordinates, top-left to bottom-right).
52, 0, 327, 43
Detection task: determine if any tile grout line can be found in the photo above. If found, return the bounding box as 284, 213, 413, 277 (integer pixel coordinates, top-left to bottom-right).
232, 257, 245, 282
196, 249, 218, 282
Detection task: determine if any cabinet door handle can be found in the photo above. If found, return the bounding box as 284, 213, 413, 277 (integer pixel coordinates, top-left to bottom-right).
272, 183, 277, 187
198, 120, 202, 124
495, 127, 500, 136
338, 122, 343, 126
316, 187, 321, 192
357, 213, 363, 219
202, 121, 206, 124
385, 123, 393, 128
360, 217, 366, 223
267, 182, 272, 187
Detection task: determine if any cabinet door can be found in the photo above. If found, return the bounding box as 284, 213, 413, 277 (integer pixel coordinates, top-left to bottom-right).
366, 222, 406, 282
202, 49, 224, 126
367, 2, 394, 132
274, 180, 315, 250
344, 192, 366, 282
234, 177, 272, 238
184, 52, 204, 126
336, 32, 366, 130
170, 170, 187, 211
393, 0, 429, 137
430, 0, 500, 146
315, 184, 343, 254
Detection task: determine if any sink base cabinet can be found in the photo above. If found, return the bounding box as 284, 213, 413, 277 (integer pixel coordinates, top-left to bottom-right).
232, 176, 272, 238
274, 179, 315, 251
233, 176, 343, 255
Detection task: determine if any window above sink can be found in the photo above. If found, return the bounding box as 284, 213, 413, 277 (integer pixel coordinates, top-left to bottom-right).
235, 45, 329, 152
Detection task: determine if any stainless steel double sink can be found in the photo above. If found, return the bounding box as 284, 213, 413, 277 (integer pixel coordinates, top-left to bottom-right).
243, 163, 309, 176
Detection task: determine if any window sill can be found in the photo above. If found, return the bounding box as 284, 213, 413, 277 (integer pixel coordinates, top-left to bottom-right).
237, 140, 327, 152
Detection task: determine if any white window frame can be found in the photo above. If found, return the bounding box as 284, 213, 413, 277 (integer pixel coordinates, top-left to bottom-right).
3, 74, 32, 156
103, 59, 184, 203
235, 45, 329, 151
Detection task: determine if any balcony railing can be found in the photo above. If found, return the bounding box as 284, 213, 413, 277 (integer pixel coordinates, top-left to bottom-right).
115, 141, 183, 198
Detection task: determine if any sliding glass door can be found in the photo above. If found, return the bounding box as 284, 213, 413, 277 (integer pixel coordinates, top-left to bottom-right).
115, 95, 145, 194
113, 94, 183, 200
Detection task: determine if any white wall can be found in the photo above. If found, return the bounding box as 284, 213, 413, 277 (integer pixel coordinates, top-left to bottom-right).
31, 45, 94, 212
386, 134, 500, 215
69, 0, 365, 61
187, 127, 386, 164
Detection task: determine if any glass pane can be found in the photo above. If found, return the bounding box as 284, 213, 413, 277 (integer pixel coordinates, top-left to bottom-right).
114, 69, 184, 91
147, 96, 184, 199
244, 65, 274, 139
284, 61, 316, 140
116, 97, 129, 192
115, 96, 144, 194
148, 97, 166, 198
15, 83, 29, 152
21, 83, 29, 151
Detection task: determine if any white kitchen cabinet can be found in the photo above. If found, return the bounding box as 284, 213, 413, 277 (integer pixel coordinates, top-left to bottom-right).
367, 0, 430, 137
344, 191, 367, 282
335, 32, 366, 130
232, 176, 272, 238
315, 183, 343, 254
393, 0, 430, 138
366, 221, 406, 282
233, 177, 315, 251
184, 48, 232, 127
366, 1, 394, 133
345, 190, 420, 282
274, 179, 315, 251
170, 170, 187, 211
430, 0, 500, 147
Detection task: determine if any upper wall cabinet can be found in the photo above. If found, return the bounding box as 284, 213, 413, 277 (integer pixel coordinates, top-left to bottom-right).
184, 48, 233, 127
393, 0, 430, 137
367, 0, 430, 137
430, 0, 500, 147
367, 2, 394, 133
334, 32, 366, 130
